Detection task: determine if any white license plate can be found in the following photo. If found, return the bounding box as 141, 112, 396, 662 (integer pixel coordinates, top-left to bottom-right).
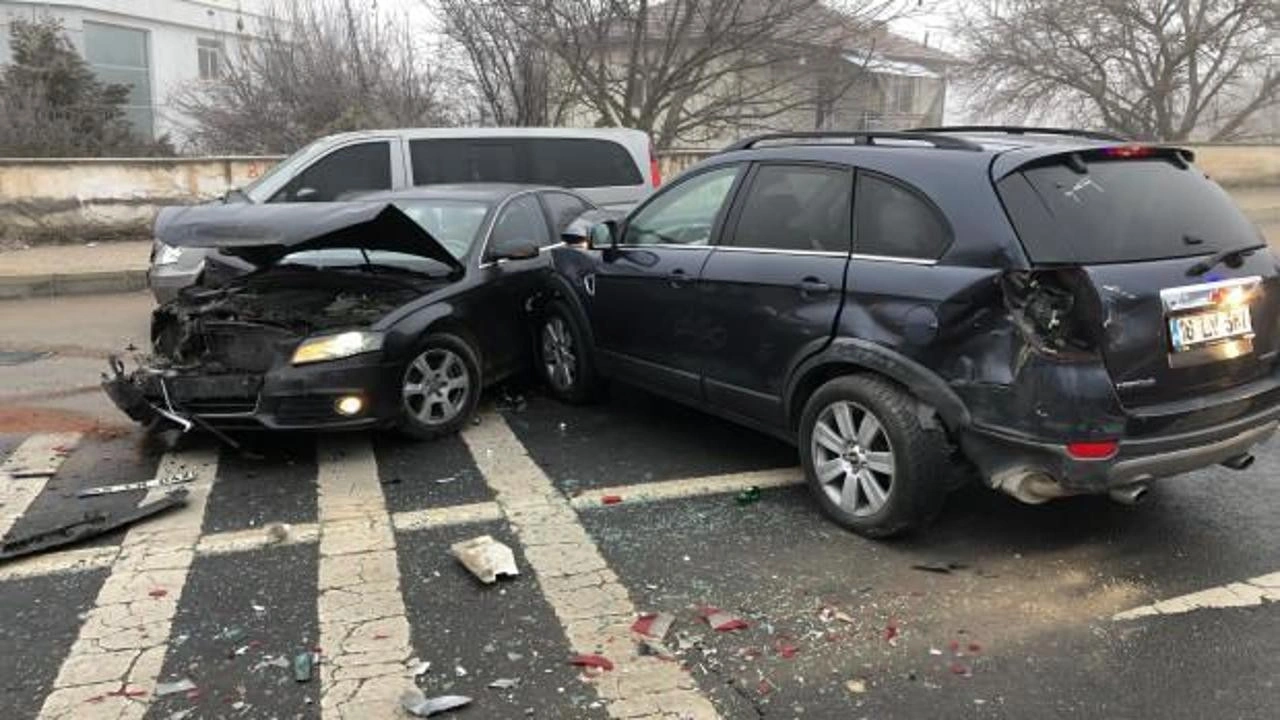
1168, 306, 1253, 351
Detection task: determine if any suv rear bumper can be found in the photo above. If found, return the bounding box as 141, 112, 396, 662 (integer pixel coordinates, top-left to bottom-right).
962, 401, 1280, 495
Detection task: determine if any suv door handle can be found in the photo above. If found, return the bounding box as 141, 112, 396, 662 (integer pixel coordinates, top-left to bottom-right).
796, 278, 832, 296
668, 268, 689, 287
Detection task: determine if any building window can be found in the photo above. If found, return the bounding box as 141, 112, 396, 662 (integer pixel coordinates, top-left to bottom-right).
887, 75, 918, 114
197, 38, 223, 80
83, 21, 153, 138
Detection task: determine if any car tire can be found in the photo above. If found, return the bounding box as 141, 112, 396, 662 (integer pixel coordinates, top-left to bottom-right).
537, 300, 599, 404
395, 333, 481, 440
799, 374, 948, 538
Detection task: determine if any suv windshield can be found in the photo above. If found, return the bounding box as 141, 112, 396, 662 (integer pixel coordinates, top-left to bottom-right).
998, 156, 1263, 265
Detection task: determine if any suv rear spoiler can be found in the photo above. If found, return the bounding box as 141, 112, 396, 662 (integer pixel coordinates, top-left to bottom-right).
990, 144, 1196, 181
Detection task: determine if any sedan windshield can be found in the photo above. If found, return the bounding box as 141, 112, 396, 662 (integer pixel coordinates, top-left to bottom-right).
394, 199, 491, 259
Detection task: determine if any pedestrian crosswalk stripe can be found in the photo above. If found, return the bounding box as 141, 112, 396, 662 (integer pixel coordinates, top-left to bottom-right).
391, 500, 503, 530
569, 466, 802, 509
36, 447, 218, 720
0, 432, 80, 541
1113, 570, 1280, 620
315, 435, 415, 719
462, 411, 722, 720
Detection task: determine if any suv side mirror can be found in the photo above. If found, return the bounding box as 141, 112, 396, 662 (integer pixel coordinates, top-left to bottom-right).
490, 240, 540, 261
588, 221, 618, 250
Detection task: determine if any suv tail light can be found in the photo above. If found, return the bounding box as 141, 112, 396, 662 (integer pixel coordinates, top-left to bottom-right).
649, 141, 662, 187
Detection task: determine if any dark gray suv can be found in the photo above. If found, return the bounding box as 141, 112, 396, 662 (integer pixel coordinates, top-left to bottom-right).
535, 128, 1277, 538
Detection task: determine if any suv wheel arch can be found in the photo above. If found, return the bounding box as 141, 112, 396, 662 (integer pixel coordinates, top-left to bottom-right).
786, 338, 970, 434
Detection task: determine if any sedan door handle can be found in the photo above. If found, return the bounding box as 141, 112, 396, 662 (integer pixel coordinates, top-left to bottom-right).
668, 268, 689, 287
796, 278, 832, 295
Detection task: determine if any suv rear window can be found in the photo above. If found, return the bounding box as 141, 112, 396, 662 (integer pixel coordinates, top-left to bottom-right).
411, 138, 643, 188
998, 156, 1263, 265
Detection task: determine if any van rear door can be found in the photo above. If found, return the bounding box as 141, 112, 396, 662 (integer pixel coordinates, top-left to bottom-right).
996, 147, 1278, 408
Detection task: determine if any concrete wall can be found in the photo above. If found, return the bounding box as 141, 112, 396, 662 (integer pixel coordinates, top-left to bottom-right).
0, 156, 282, 243
1, 144, 1277, 246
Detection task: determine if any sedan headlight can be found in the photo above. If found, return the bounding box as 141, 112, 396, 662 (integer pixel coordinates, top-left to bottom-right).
291, 331, 384, 365
153, 241, 184, 266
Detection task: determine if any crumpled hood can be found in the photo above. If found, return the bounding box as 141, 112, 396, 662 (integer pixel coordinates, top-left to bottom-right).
154, 202, 465, 273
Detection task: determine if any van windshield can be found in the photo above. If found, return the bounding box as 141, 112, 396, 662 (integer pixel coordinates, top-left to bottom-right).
998, 156, 1263, 265
240, 139, 326, 201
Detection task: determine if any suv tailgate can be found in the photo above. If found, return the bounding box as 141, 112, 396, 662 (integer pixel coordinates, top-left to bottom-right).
996, 147, 1278, 408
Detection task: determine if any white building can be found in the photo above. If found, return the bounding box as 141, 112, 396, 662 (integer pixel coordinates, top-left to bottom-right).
0, 0, 270, 144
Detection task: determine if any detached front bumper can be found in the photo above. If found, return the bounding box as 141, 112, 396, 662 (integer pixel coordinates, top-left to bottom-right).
102, 353, 402, 431
962, 400, 1280, 499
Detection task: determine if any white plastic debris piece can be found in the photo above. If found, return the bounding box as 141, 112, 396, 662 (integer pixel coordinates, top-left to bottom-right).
406, 658, 431, 678
451, 535, 519, 584
489, 678, 520, 689
155, 678, 197, 696
845, 678, 867, 695
400, 688, 473, 717
265, 522, 291, 544
455, 664, 468, 677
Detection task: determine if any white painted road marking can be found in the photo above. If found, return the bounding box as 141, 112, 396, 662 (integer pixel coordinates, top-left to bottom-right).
462, 412, 721, 720
37, 447, 218, 720
569, 467, 802, 509
1113, 571, 1280, 620
0, 432, 80, 539
315, 435, 414, 719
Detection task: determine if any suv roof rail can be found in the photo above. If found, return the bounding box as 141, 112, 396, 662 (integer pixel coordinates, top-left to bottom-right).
909, 125, 1131, 143
723, 131, 983, 152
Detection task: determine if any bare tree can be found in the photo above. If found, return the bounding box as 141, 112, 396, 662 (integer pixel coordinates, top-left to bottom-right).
484, 0, 902, 149
436, 0, 576, 126
174, 1, 450, 154
954, 0, 1280, 141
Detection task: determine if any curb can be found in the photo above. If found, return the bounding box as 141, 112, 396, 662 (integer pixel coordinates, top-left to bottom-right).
0, 270, 149, 300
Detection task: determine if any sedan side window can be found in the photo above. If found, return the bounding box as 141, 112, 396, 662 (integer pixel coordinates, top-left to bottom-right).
541, 191, 592, 234
270, 141, 392, 203
487, 195, 552, 259
623, 165, 739, 246
729, 165, 851, 253
854, 173, 950, 260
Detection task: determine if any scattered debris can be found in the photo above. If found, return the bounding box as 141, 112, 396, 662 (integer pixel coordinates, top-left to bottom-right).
637, 640, 676, 660
434, 476, 457, 485
0, 489, 188, 565
569, 654, 614, 672
735, 486, 762, 505
950, 663, 972, 677
264, 522, 291, 544
910, 561, 968, 574
293, 652, 316, 682
699, 607, 749, 632
106, 686, 147, 698
845, 678, 867, 695
631, 612, 674, 640
77, 470, 196, 498
884, 620, 900, 646
406, 659, 430, 678
214, 627, 246, 643
600, 495, 623, 505
455, 665, 468, 677
968, 642, 982, 654
775, 641, 799, 659
929, 647, 943, 656
251, 656, 291, 673
488, 678, 520, 689
506, 652, 524, 662
400, 689, 473, 717
379, 475, 402, 486
148, 588, 169, 598
10, 468, 57, 479
154, 678, 197, 696
451, 535, 519, 584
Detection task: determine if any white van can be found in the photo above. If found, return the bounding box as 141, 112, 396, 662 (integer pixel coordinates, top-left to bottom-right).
150, 127, 658, 301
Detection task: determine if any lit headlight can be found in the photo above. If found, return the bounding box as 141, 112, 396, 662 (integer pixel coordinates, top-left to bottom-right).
154, 241, 184, 266
291, 331, 384, 365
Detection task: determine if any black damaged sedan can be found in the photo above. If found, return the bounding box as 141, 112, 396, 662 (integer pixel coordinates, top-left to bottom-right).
105, 184, 598, 438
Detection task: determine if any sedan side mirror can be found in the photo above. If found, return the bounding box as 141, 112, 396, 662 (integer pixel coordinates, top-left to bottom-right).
588, 221, 618, 250
294, 187, 320, 202
490, 240, 540, 261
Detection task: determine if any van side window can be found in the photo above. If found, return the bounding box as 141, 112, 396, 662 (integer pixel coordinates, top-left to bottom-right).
270, 141, 391, 203
854, 173, 950, 260
411, 138, 642, 188
729, 165, 851, 253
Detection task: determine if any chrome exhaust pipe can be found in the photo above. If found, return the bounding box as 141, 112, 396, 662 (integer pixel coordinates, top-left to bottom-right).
1220, 453, 1255, 471
1109, 484, 1149, 505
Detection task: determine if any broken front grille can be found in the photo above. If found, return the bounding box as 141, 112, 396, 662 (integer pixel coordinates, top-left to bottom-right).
200, 321, 295, 373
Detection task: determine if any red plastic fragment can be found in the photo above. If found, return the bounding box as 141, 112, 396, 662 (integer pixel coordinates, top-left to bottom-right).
148, 588, 168, 598
968, 642, 982, 653
601, 495, 623, 505
757, 679, 774, 696
373, 633, 389, 640
950, 663, 972, 677
631, 612, 674, 639
570, 654, 615, 672
884, 620, 899, 644
776, 642, 799, 659
949, 639, 960, 653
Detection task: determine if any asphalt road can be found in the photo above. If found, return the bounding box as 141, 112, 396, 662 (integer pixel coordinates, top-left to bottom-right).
1, 292, 1278, 720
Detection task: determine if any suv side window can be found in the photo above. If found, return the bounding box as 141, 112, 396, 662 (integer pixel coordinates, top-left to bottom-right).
854, 173, 950, 260
729, 165, 851, 252
270, 141, 392, 203
488, 195, 552, 259
541, 191, 592, 233
623, 165, 739, 246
